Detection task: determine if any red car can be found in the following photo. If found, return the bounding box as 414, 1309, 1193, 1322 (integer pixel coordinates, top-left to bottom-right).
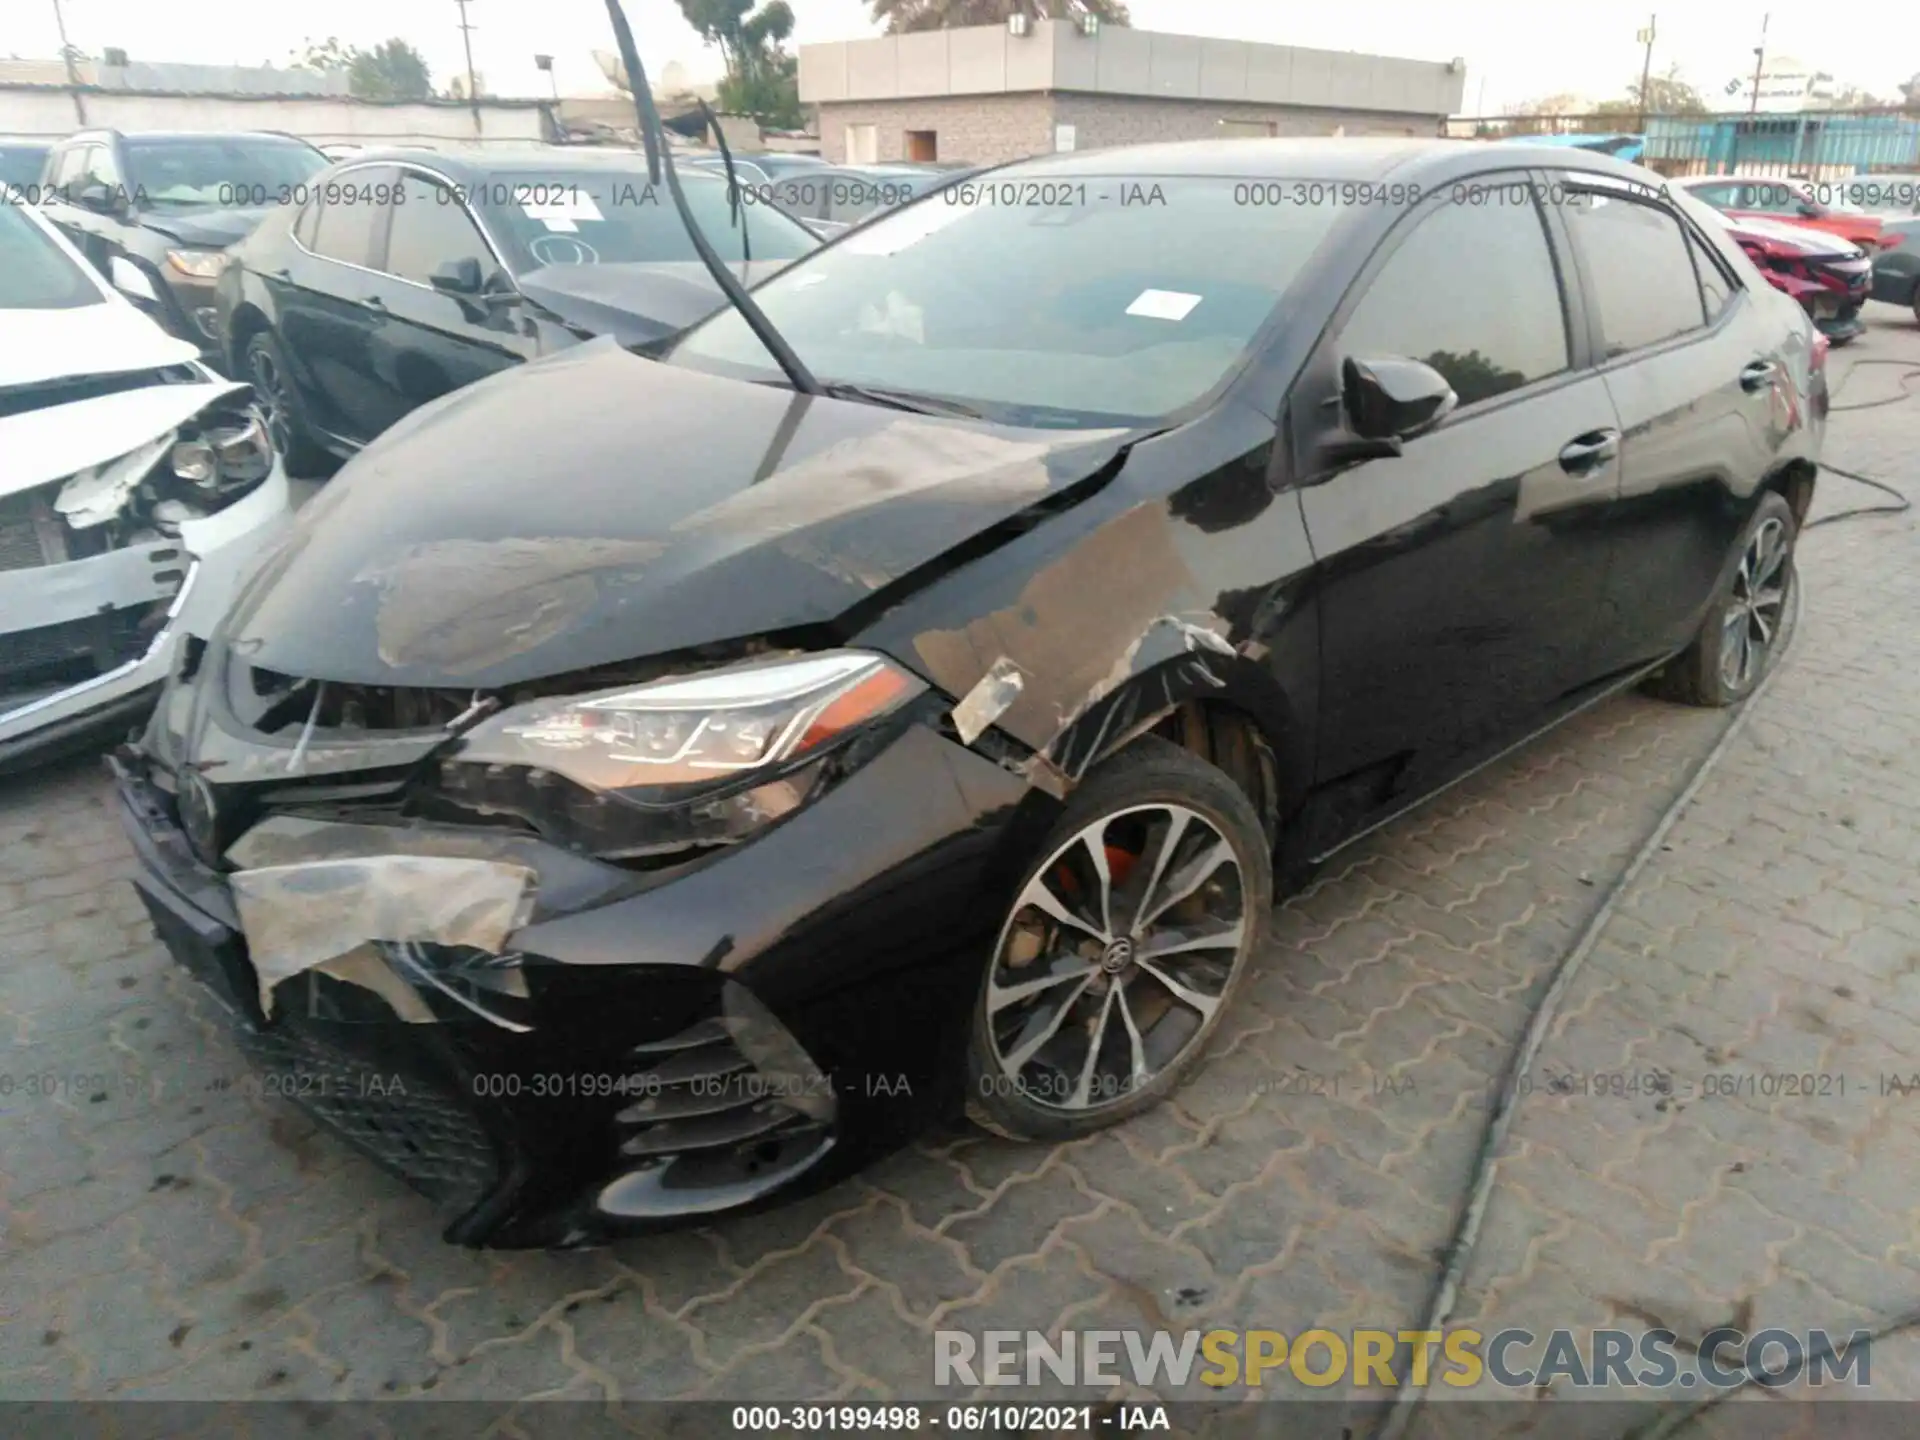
1705, 210, 1870, 344
1673, 175, 1887, 253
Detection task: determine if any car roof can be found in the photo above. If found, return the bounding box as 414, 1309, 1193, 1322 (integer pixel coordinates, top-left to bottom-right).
332, 146, 738, 181
64, 129, 320, 145
995, 136, 1660, 187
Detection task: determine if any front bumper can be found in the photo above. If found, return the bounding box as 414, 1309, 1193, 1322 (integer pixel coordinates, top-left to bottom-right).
113, 719, 1042, 1247
0, 467, 295, 772
1814, 303, 1867, 342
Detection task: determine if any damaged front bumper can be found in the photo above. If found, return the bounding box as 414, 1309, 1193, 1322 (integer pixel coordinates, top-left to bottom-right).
0, 466, 292, 770
111, 716, 1041, 1248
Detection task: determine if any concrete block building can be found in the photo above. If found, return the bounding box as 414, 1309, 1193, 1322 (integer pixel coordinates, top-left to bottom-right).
799, 19, 1468, 166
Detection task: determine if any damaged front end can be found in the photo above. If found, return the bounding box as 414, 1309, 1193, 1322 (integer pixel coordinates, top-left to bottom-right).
0, 366, 293, 769
116, 625, 1039, 1246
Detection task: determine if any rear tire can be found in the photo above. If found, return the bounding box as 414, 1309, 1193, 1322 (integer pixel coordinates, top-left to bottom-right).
1646, 491, 1796, 708
965, 736, 1271, 1144
244, 330, 329, 479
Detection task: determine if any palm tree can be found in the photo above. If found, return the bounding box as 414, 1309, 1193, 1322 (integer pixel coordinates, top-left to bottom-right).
869, 0, 1131, 33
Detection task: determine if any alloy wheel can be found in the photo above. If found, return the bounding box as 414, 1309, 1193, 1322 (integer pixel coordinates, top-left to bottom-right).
248, 345, 294, 456
983, 803, 1251, 1114
1720, 516, 1790, 692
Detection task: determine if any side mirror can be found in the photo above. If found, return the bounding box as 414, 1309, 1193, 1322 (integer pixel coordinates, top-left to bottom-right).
109, 255, 157, 304
76, 180, 124, 216
1343, 356, 1458, 443
429, 256, 486, 296
1796, 202, 1822, 220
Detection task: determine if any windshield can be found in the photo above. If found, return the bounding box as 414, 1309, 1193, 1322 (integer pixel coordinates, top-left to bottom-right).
476, 170, 819, 273
125, 138, 327, 209
0, 146, 48, 191
0, 200, 104, 309
668, 173, 1353, 426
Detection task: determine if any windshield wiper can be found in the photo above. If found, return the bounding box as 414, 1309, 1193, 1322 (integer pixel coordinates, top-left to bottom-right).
601, 0, 817, 396
818, 382, 985, 419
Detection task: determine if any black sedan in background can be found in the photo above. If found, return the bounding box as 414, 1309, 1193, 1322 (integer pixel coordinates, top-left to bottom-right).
216, 148, 820, 474
118, 140, 1822, 1248
35, 129, 329, 364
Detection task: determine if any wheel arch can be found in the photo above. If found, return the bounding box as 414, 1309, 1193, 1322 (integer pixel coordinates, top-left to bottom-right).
1049, 653, 1310, 857
225, 299, 274, 377
1761, 456, 1817, 529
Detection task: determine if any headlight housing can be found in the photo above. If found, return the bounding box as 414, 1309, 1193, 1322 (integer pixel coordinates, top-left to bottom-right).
166, 247, 229, 279
171, 406, 273, 497
441, 651, 925, 858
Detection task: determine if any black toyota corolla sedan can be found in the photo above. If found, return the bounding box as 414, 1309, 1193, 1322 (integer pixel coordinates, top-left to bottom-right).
113, 138, 1824, 1248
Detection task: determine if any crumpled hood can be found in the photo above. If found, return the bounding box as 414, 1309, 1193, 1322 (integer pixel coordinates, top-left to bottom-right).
1, 374, 246, 498
141, 206, 269, 248
0, 299, 201, 390
221, 338, 1132, 689
518, 260, 796, 347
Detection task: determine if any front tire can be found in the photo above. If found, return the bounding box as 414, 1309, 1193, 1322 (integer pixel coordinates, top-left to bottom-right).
244, 330, 329, 478
1648, 491, 1796, 708
965, 736, 1271, 1143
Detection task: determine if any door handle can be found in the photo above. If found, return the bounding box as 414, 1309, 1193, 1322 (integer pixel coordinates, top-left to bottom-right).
1740, 359, 1779, 391
1557, 429, 1620, 474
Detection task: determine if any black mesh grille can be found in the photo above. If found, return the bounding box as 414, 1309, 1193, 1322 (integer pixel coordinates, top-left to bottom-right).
230, 1021, 500, 1216
0, 491, 56, 572
0, 607, 157, 687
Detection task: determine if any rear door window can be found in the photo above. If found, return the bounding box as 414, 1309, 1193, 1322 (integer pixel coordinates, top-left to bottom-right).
1560, 188, 1708, 357
305, 168, 395, 269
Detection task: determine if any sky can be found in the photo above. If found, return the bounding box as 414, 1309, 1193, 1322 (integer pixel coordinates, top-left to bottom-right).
6, 1, 1919, 116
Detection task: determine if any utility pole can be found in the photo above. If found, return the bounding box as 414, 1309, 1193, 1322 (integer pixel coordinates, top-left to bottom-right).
1635, 16, 1656, 132
49, 0, 86, 125
1748, 12, 1769, 116
454, 0, 481, 136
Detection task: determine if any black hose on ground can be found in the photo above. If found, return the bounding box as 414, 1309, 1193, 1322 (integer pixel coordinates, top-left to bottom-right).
1366, 348, 1915, 1440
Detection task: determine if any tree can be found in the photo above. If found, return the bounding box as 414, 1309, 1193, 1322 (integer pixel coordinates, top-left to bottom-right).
291, 36, 354, 73
870, 0, 1131, 30
674, 0, 804, 126
1592, 64, 1707, 123
1830, 84, 1884, 109
289, 35, 431, 101
349, 40, 432, 101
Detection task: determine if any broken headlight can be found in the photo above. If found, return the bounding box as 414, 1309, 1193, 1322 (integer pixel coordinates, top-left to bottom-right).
442, 651, 925, 858
171, 406, 273, 497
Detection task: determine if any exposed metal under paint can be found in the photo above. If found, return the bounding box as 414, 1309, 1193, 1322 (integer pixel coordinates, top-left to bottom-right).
950, 657, 1025, 746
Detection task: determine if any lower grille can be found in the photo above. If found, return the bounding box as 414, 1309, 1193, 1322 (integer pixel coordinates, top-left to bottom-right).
0, 492, 56, 571
616, 1011, 832, 1170
0, 607, 157, 688
230, 1021, 500, 1216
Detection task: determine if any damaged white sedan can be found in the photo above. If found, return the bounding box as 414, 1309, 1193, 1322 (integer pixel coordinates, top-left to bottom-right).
0, 191, 294, 771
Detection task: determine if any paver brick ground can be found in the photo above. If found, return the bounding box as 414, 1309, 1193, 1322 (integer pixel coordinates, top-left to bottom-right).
4, 316, 1919, 1430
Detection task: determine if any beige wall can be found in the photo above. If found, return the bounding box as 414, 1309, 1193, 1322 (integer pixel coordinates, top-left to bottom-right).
1052, 94, 1437, 149
802, 20, 1467, 116
817, 93, 1438, 165
817, 93, 1055, 165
